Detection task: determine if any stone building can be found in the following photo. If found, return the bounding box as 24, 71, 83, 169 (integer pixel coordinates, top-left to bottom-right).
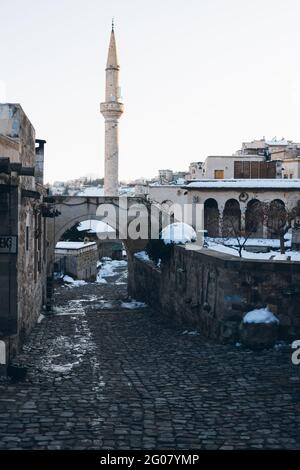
184, 179, 300, 238
54, 241, 98, 281
188, 137, 300, 181
0, 103, 49, 360
188, 154, 282, 180
189, 162, 204, 180
238, 137, 300, 159
237, 137, 300, 179
158, 169, 174, 184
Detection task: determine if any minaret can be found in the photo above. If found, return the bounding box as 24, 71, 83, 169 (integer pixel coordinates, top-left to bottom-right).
100, 21, 124, 196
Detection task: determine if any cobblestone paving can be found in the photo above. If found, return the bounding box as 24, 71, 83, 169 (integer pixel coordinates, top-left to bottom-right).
0, 265, 300, 450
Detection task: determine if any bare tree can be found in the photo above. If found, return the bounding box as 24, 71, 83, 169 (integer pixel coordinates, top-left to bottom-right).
210, 200, 300, 257
219, 200, 264, 257
264, 200, 300, 255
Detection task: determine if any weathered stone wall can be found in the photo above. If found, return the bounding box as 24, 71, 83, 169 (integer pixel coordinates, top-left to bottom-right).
129, 247, 300, 342
0, 104, 48, 360
16, 192, 47, 356
68, 247, 98, 281
55, 244, 98, 281
128, 255, 161, 311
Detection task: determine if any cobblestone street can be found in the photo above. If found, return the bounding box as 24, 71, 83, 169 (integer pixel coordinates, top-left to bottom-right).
0, 264, 300, 450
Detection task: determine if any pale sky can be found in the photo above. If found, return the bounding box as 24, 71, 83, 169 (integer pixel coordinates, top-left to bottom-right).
1, 0, 300, 183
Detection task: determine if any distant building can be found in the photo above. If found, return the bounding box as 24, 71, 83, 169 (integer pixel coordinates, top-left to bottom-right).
199, 155, 282, 180
237, 137, 300, 179
237, 137, 300, 159
187, 137, 300, 181
189, 162, 204, 180
158, 169, 174, 184
55, 241, 98, 281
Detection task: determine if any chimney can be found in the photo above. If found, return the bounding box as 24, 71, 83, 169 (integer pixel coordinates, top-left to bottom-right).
35, 139, 46, 185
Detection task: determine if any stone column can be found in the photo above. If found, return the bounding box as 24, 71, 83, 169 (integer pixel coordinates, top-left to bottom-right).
104, 116, 120, 196
240, 204, 246, 232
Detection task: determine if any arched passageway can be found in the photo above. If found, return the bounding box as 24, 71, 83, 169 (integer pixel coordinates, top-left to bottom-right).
222, 199, 241, 237
54, 218, 128, 285
204, 198, 220, 237
267, 199, 286, 238
245, 199, 264, 238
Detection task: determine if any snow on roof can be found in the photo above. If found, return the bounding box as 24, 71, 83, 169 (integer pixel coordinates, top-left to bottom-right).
243, 307, 279, 325
161, 222, 196, 245
176, 178, 186, 185
119, 186, 136, 195
55, 241, 96, 250
77, 220, 115, 233
266, 138, 290, 146
76, 187, 105, 197
185, 179, 300, 189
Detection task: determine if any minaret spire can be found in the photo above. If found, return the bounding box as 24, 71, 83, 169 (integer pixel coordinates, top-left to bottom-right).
100, 24, 124, 197
106, 24, 119, 71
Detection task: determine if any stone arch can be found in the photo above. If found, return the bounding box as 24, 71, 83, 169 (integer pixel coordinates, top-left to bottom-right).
54, 213, 120, 248
245, 199, 264, 238
204, 198, 220, 237
47, 197, 153, 274
222, 199, 241, 237
161, 199, 174, 207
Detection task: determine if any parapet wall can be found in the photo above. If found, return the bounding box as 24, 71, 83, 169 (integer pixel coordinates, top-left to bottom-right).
129, 247, 300, 342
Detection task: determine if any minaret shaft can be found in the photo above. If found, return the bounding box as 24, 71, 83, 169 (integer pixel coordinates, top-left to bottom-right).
100, 27, 123, 197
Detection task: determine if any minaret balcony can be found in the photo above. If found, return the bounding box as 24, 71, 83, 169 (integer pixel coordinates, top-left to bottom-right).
100, 101, 124, 118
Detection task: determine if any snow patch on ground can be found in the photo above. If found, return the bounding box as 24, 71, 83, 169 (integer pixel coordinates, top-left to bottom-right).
243, 307, 280, 324
134, 251, 150, 262
63, 275, 87, 287
91, 301, 114, 310
38, 317, 101, 381
207, 240, 300, 261
53, 303, 85, 316
97, 258, 128, 283
207, 235, 292, 249
181, 330, 200, 336
121, 300, 147, 309
271, 253, 290, 261
161, 223, 197, 245
96, 273, 108, 284
51, 363, 79, 373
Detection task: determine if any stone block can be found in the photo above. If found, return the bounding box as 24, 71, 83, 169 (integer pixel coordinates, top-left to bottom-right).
239, 322, 279, 350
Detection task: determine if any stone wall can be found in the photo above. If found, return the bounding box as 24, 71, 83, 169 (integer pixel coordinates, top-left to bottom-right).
128, 255, 161, 312
68, 246, 98, 281
55, 244, 98, 281
17, 192, 47, 355
0, 104, 48, 360
129, 247, 300, 342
